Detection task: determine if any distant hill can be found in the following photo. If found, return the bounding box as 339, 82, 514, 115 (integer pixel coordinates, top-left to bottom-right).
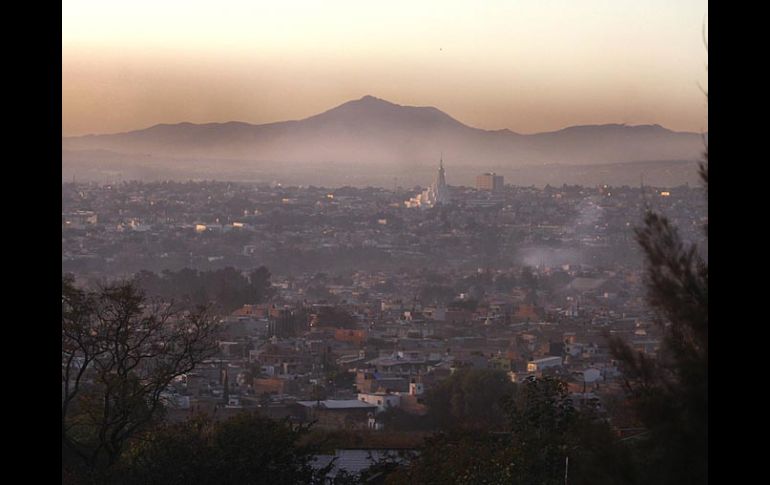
63, 95, 705, 169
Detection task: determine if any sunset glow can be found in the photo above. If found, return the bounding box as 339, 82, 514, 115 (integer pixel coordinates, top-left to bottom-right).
63, 0, 708, 136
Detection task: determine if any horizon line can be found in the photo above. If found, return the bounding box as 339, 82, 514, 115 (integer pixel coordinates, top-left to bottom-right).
62, 94, 706, 138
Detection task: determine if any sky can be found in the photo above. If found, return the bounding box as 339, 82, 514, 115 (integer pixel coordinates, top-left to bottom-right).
62, 0, 708, 137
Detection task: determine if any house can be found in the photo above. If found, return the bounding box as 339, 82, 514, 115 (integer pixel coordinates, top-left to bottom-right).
292, 400, 378, 429
251, 342, 314, 375
527, 356, 563, 372
335, 328, 368, 345
357, 392, 400, 412
366, 354, 429, 374
252, 377, 298, 396
398, 381, 428, 415
355, 371, 409, 393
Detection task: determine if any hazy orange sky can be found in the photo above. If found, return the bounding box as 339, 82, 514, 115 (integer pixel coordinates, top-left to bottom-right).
62, 0, 707, 137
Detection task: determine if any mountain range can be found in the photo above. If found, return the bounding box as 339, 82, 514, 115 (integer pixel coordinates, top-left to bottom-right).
62, 95, 705, 169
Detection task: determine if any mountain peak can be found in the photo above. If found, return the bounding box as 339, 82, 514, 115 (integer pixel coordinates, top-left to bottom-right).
302, 95, 467, 131
348, 95, 399, 107
63, 96, 703, 170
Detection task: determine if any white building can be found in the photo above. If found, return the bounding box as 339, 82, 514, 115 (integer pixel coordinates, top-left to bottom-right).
527, 356, 563, 372
357, 392, 400, 412
409, 382, 424, 396
405, 157, 450, 208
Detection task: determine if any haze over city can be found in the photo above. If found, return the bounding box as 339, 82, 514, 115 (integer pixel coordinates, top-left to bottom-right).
62, 3, 707, 483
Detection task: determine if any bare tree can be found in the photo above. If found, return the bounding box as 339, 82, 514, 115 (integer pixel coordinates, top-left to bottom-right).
62, 275, 220, 474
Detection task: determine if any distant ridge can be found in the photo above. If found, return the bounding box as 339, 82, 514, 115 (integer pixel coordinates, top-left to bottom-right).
63, 95, 705, 168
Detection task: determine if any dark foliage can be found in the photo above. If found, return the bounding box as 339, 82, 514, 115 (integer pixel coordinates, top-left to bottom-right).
607, 154, 707, 484
117, 413, 329, 485
133, 265, 275, 312
504, 377, 636, 485
312, 305, 358, 329
390, 376, 635, 485
423, 368, 516, 430
385, 430, 511, 485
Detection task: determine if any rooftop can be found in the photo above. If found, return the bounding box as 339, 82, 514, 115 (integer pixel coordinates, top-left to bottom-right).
296, 399, 377, 410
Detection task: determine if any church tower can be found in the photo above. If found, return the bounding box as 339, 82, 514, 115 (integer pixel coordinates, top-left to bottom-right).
432, 155, 450, 205
404, 155, 451, 208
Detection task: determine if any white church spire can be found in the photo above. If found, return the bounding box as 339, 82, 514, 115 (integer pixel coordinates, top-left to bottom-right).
404, 155, 450, 208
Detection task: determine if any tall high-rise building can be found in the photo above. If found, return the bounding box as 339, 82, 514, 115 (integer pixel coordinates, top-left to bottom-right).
476, 173, 504, 192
